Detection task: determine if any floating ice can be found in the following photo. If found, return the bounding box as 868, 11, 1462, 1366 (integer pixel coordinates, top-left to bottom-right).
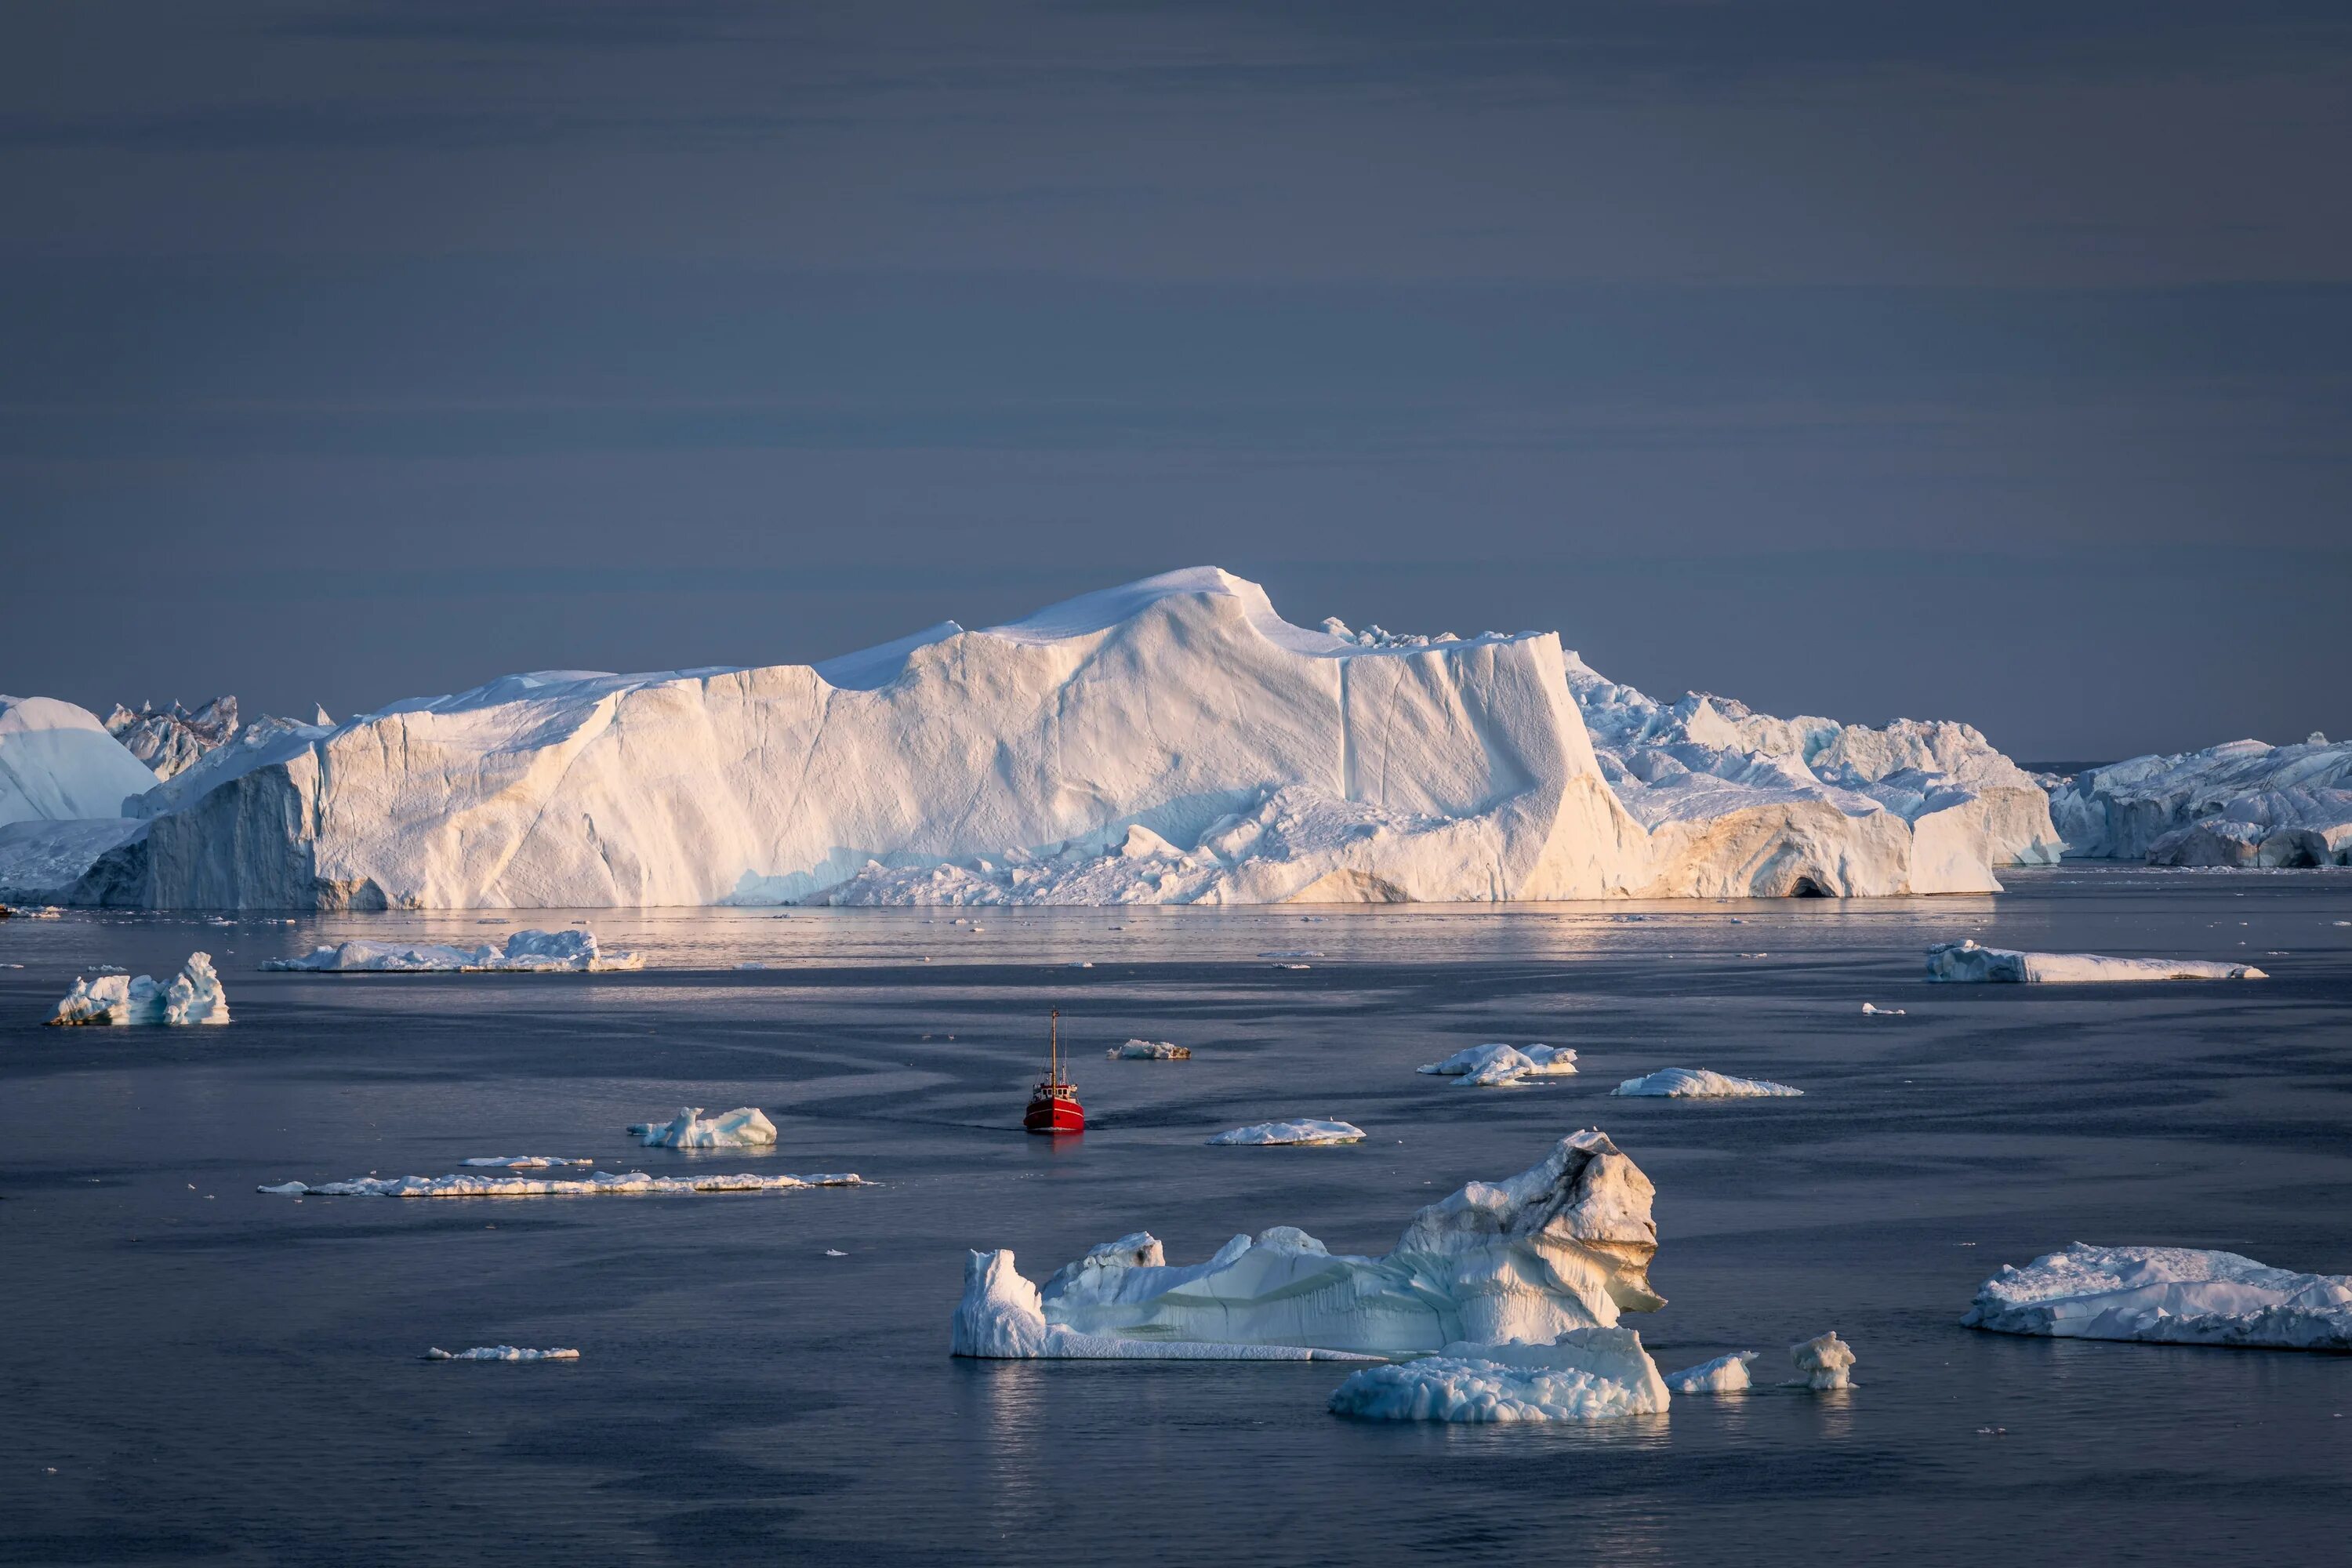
1207, 1119, 1365, 1145
424, 1346, 579, 1362
1961, 1243, 2352, 1350
260, 1168, 863, 1197
626, 1105, 777, 1149
2048, 735, 2352, 866
1107, 1040, 1190, 1059
263, 927, 641, 973
1926, 940, 2266, 983
1612, 1068, 1801, 1099
45, 952, 229, 1025
1790, 1331, 1855, 1389
953, 1129, 1664, 1359
1327, 1328, 1671, 1423
1860, 1002, 1905, 1016
949, 1249, 1377, 1361
1664, 1351, 1758, 1393
459, 1156, 592, 1168
1417, 1043, 1577, 1087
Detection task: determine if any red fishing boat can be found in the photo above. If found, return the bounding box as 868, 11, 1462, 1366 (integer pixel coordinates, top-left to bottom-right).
1024, 1007, 1085, 1134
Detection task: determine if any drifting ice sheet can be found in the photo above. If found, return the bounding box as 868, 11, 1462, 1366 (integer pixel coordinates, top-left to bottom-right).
425, 1346, 579, 1362
259, 1169, 862, 1197
1327, 1329, 1671, 1423
1962, 1243, 2352, 1350
1926, 940, 2265, 983
1612, 1068, 1801, 1099
263, 928, 641, 972
1207, 1120, 1365, 1145
627, 1106, 777, 1149
1417, 1043, 1577, 1086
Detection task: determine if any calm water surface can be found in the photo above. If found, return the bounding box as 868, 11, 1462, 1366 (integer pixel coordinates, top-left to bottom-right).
4, 869, 2349, 1566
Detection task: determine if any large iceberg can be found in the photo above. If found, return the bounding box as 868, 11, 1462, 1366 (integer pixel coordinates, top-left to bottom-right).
0, 696, 159, 829
104, 697, 241, 781
1926, 940, 2265, 983
261, 927, 640, 972
46, 952, 230, 1025
952, 1129, 1664, 1359
1962, 1243, 2352, 1350
0, 570, 2058, 909
2048, 735, 2352, 866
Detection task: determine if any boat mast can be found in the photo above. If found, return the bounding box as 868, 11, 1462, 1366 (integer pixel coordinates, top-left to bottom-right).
1050, 1007, 1060, 1083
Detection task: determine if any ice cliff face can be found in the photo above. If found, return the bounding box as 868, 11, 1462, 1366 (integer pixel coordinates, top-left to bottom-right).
2047, 735, 2352, 866
0, 696, 161, 828
104, 697, 241, 781
2, 568, 2059, 909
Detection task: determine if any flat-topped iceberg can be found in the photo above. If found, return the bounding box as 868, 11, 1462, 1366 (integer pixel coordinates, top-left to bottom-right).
2048, 735, 2352, 866
953, 1130, 1664, 1359
1612, 1068, 1801, 1099
1962, 1243, 2352, 1350
1926, 940, 2265, 983
1417, 1042, 1577, 1086
262, 927, 640, 973
627, 1106, 776, 1149
1207, 1119, 1365, 1145
46, 952, 229, 1025
1664, 1351, 1758, 1393
260, 1168, 862, 1197
1327, 1329, 1670, 1423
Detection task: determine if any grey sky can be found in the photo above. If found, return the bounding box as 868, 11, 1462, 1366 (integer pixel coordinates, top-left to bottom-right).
3, 2, 2347, 759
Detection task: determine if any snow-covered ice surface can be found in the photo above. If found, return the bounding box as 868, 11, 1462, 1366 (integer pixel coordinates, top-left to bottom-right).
1327, 1328, 1671, 1423
626, 1106, 777, 1149
2049, 735, 2352, 866
45, 952, 229, 1025
1207, 1119, 1366, 1145
1108, 1039, 1190, 1059
1416, 1042, 1576, 1086
262, 928, 641, 972
0, 695, 160, 827
260, 1169, 862, 1197
1962, 1244, 2352, 1350
425, 1346, 579, 1362
1664, 1351, 1758, 1393
1926, 939, 2265, 982
1611, 1068, 1801, 1098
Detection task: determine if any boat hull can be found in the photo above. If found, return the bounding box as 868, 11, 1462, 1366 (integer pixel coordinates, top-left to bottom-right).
1024, 1092, 1085, 1135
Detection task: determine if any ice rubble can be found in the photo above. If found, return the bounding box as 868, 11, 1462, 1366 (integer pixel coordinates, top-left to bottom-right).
0, 695, 160, 828
1327, 1330, 1671, 1422
1417, 1043, 1577, 1086
424, 1346, 579, 1362
1926, 940, 2265, 983
1109, 1040, 1190, 1059
1962, 1243, 2352, 1350
627, 1106, 777, 1149
104, 698, 241, 781
2047, 735, 2352, 866
258, 1169, 863, 1196
953, 1130, 1665, 1359
262, 928, 641, 972
1791, 1331, 1856, 1390
1611, 1068, 1801, 1098
1207, 1120, 1366, 1145
46, 953, 230, 1025
1664, 1351, 1757, 1393
0, 569, 2057, 910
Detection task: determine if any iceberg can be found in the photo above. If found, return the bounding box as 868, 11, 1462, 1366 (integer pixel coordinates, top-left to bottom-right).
2047, 735, 2352, 866
103, 698, 241, 782
1611, 1068, 1801, 1098
1926, 940, 2265, 983
1327, 1329, 1671, 1422
1962, 1243, 2352, 1350
0, 695, 159, 828
261, 927, 641, 972
1790, 1331, 1856, 1390
424, 1346, 579, 1362
1207, 1119, 1366, 1145
952, 1130, 1664, 1359
1417, 1042, 1577, 1086
1664, 1350, 1757, 1393
45, 952, 230, 1025
627, 1105, 777, 1149
1107, 1040, 1190, 1059
259, 1168, 863, 1197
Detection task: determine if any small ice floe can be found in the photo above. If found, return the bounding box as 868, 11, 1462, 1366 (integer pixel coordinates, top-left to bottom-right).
1068, 961, 1093, 968
91, 964, 127, 974
1108, 1040, 1190, 1060
1664, 1351, 1759, 1393
1272, 963, 1312, 971
1417, 1043, 1577, 1087
627, 1106, 777, 1149
1258, 950, 1322, 959
824, 1249, 848, 1258
735, 961, 769, 971
259, 1168, 863, 1198
1327, 1330, 1671, 1423
1611, 1068, 1801, 1099
1860, 1003, 1905, 1017
1926, 940, 2265, 983
1790, 1331, 1855, 1389
424, 1346, 579, 1362
459, 1156, 593, 1169
1207, 1120, 1364, 1145
45, 953, 230, 1026
1962, 1243, 2352, 1350
263, 927, 641, 974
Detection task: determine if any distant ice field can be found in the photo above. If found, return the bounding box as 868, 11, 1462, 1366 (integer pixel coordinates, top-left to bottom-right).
2, 866, 2348, 1566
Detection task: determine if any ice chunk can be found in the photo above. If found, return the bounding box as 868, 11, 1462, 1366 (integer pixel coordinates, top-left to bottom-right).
1664, 1350, 1758, 1393
424, 1346, 579, 1362
949, 1247, 1374, 1361
1327, 1328, 1671, 1422
1790, 1331, 1855, 1389
459, 1156, 592, 1168
1611, 1068, 1801, 1098
1108, 1040, 1190, 1059
262, 928, 641, 973
163, 952, 230, 1024
1417, 1043, 1577, 1086
954, 1130, 1665, 1359
1961, 1243, 2352, 1350
1926, 939, 2266, 983
626, 1106, 777, 1149
1207, 1119, 1366, 1145
1860, 1002, 1905, 1016
46, 953, 227, 1025
260, 1168, 863, 1197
